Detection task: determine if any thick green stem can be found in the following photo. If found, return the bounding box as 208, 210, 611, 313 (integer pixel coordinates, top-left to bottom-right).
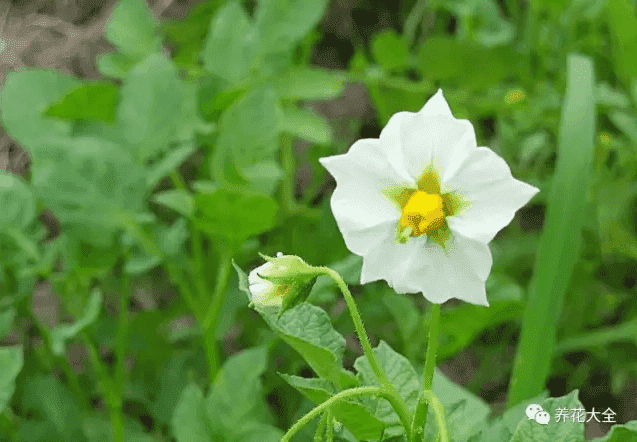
422, 390, 449, 442
281, 387, 383, 442
317, 267, 414, 440
413, 303, 441, 440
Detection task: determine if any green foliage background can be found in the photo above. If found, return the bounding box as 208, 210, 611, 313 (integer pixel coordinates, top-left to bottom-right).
1, 0, 637, 441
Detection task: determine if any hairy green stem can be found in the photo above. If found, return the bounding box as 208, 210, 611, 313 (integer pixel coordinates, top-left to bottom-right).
317, 267, 414, 440
423, 390, 449, 442
413, 302, 441, 440
281, 387, 383, 442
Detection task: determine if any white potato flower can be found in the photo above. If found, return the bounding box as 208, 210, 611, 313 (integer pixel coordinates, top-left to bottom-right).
319, 90, 539, 306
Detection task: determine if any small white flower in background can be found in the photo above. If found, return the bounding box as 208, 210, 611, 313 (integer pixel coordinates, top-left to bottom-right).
248, 253, 290, 310
319, 89, 539, 306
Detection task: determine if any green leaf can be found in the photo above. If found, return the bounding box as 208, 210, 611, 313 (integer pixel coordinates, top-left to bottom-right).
174, 83, 215, 143
280, 374, 386, 440
206, 346, 275, 433
211, 87, 281, 193
97, 52, 138, 79
510, 391, 584, 442
44, 82, 119, 123
417, 37, 522, 89
162, 0, 224, 68
274, 67, 346, 100
609, 110, 637, 145
353, 341, 420, 437
152, 189, 195, 218
592, 421, 637, 441
596, 83, 630, 108
146, 144, 197, 190
0, 173, 37, 230
280, 106, 332, 144
427, 369, 491, 442
366, 76, 434, 125
508, 54, 596, 407
0, 307, 15, 340
438, 298, 523, 360
260, 303, 357, 389
232, 423, 284, 442
31, 136, 147, 248
50, 289, 102, 356
255, 0, 329, 53
371, 29, 409, 71
1, 69, 80, 152
104, 0, 161, 61
499, 392, 550, 435
117, 54, 183, 162
21, 375, 85, 441
172, 383, 212, 442
606, 0, 637, 82
202, 3, 259, 83
83, 415, 156, 442
0, 345, 22, 413
432, 0, 514, 47
381, 293, 419, 348
194, 187, 278, 249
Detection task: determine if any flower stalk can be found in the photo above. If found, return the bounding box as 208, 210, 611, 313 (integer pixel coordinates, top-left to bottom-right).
412, 302, 441, 440
317, 266, 415, 440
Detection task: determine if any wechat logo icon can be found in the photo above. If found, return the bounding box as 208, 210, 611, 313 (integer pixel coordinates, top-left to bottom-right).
526, 404, 550, 425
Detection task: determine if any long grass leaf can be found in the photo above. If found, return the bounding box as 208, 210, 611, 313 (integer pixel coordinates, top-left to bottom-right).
507, 53, 596, 407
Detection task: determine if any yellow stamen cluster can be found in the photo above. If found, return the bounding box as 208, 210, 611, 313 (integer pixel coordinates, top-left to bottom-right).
399, 191, 445, 236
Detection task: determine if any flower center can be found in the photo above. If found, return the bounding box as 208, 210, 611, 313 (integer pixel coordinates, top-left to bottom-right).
399, 191, 445, 236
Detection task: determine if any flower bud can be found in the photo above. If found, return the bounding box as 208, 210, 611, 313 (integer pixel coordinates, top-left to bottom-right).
247, 261, 289, 311
247, 253, 320, 317
256, 252, 318, 285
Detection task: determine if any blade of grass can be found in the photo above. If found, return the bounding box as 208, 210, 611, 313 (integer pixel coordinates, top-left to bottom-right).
555, 318, 637, 354
507, 53, 596, 407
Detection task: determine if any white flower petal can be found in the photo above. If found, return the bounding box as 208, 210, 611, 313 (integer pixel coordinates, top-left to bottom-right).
320, 139, 413, 255
248, 262, 273, 284
380, 108, 477, 184
444, 146, 539, 243
340, 220, 397, 257
360, 237, 423, 290
249, 282, 270, 296
417, 89, 453, 117
360, 232, 492, 306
